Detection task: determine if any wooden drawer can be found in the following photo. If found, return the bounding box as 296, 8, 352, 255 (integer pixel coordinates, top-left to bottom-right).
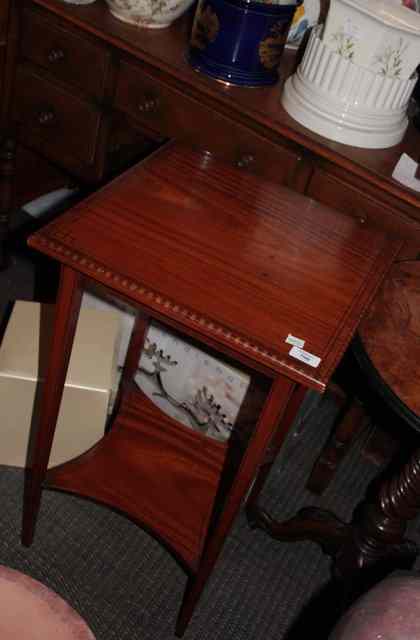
115, 59, 301, 186
13, 67, 102, 170
20, 8, 110, 100
306, 168, 420, 243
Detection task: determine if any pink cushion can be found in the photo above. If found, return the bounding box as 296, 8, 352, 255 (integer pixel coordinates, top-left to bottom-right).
0, 565, 95, 639
330, 575, 420, 639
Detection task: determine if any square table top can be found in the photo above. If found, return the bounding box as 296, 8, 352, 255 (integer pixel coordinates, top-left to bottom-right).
29, 142, 402, 391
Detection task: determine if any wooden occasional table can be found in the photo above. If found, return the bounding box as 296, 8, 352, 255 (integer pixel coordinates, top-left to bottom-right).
337, 261, 420, 583
24, 142, 401, 635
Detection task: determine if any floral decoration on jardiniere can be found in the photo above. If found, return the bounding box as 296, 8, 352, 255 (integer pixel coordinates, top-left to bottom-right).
190, 3, 220, 50
372, 37, 409, 78
259, 20, 291, 69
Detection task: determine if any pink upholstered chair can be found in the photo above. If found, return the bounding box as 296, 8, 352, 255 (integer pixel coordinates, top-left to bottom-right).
0, 565, 95, 639
330, 573, 420, 639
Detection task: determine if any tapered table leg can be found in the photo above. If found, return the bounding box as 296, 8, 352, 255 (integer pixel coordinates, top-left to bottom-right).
306, 396, 369, 495
22, 265, 83, 546
246, 384, 307, 519
176, 377, 302, 636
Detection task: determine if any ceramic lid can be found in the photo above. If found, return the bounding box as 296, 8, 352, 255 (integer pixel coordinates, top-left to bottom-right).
341, 0, 420, 35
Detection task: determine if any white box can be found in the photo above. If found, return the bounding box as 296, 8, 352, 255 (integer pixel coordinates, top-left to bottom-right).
0, 301, 120, 468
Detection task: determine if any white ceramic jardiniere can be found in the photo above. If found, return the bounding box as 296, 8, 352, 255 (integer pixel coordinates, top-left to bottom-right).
282, 26, 418, 148
104, 0, 195, 28
323, 0, 420, 79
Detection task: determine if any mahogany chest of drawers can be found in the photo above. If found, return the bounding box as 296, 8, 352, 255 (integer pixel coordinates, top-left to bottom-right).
2, 0, 420, 258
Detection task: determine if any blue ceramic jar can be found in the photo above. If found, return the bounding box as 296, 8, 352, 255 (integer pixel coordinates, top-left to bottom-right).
188, 0, 302, 87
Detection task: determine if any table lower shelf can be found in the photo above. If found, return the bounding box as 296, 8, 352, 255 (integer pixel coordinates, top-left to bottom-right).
45, 388, 227, 570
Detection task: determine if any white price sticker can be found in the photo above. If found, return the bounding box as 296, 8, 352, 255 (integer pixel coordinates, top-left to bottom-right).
285, 334, 305, 349
289, 346, 321, 369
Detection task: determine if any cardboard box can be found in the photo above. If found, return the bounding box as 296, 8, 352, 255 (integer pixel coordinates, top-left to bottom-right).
0, 301, 120, 468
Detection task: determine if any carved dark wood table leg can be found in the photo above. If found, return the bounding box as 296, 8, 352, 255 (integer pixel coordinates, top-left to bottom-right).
22, 267, 83, 546
247, 445, 420, 588
333, 444, 420, 580
0, 137, 15, 269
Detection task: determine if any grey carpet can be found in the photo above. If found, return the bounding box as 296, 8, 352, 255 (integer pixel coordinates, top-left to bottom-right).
0, 227, 415, 639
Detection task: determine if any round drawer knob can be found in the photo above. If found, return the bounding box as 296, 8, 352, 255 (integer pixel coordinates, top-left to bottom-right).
358, 216, 367, 225
236, 153, 255, 169
47, 48, 65, 63
138, 97, 159, 113
37, 109, 56, 126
